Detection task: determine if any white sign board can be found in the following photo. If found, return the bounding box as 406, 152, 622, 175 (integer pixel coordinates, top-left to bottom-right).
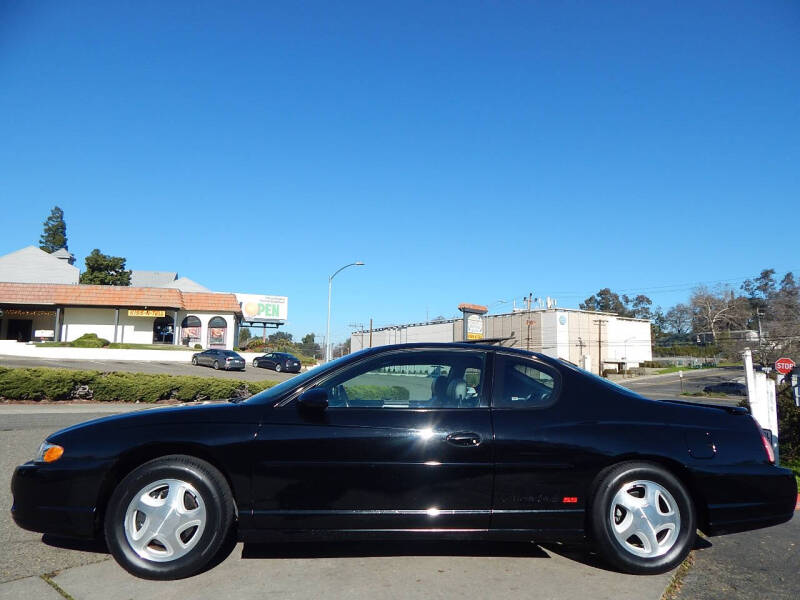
34, 330, 54, 338
466, 314, 483, 340
235, 294, 288, 323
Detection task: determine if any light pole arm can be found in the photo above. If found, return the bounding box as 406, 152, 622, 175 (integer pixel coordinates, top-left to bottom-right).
325, 261, 364, 362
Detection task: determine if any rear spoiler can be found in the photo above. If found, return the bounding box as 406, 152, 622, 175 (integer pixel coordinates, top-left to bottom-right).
661, 399, 750, 416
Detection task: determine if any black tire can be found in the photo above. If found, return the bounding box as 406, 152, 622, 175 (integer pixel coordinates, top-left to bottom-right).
104, 455, 234, 580
213, 360, 220, 370
275, 363, 282, 372
590, 461, 696, 575
191, 357, 197, 366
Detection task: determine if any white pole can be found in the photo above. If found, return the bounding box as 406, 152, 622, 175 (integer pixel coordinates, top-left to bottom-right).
325, 261, 364, 363
325, 276, 333, 362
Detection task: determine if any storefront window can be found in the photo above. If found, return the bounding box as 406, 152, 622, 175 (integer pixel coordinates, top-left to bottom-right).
153, 316, 175, 344
181, 315, 202, 346
208, 316, 227, 348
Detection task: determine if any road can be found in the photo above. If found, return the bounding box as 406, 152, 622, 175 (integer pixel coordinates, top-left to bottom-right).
619, 367, 745, 403
0, 355, 296, 383
0, 408, 672, 600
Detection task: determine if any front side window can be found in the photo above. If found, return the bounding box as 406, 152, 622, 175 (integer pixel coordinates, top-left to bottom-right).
493, 355, 558, 409
318, 351, 487, 409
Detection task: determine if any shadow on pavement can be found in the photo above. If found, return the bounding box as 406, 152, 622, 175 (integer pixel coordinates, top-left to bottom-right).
243, 539, 554, 561
42, 534, 108, 553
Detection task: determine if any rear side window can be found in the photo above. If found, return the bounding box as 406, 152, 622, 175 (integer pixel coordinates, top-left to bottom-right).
493, 355, 559, 409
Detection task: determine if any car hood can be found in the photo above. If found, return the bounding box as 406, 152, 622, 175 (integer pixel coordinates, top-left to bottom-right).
47, 401, 243, 441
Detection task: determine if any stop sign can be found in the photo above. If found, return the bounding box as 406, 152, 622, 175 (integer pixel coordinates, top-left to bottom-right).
775, 357, 796, 374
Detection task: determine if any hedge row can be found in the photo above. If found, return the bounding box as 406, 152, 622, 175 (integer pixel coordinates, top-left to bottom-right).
0, 367, 276, 403
343, 385, 410, 402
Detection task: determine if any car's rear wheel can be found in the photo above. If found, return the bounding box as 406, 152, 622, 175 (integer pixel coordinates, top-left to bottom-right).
104, 455, 234, 580
213, 360, 219, 370
252, 359, 259, 368
275, 363, 282, 372
191, 357, 197, 366
590, 462, 695, 574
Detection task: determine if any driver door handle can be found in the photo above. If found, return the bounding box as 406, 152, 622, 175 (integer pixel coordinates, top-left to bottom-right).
445, 432, 482, 447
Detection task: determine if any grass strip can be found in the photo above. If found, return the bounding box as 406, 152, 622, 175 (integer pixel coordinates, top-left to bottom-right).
660, 550, 695, 600
40, 572, 76, 600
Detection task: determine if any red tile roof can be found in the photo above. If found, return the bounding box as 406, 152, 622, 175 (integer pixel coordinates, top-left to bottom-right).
0, 283, 241, 314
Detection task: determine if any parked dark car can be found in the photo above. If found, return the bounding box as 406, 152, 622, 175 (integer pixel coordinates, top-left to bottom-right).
252, 352, 301, 373
703, 381, 747, 396
11, 344, 796, 580
191, 349, 245, 371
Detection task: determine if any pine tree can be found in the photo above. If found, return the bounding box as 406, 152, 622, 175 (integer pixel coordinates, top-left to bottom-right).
39, 206, 68, 252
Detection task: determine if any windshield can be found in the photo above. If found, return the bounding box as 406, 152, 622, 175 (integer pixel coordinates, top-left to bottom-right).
242, 349, 370, 404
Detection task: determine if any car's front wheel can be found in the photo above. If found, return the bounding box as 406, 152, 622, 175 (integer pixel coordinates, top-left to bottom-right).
191, 357, 198, 366
104, 455, 234, 580
590, 461, 696, 575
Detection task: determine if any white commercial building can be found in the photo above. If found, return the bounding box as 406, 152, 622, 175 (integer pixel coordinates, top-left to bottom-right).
352, 306, 652, 374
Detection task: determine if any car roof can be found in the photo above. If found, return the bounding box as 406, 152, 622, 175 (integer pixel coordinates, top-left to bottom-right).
352, 342, 552, 363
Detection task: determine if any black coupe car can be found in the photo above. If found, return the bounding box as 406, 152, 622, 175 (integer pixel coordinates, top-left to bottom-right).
11, 344, 796, 581
252, 351, 302, 373
702, 381, 747, 396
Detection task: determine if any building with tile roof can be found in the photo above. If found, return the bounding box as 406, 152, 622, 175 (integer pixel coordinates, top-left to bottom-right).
0, 246, 287, 349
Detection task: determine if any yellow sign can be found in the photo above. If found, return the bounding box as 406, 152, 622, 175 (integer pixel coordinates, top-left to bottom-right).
467, 332, 483, 340
128, 310, 166, 318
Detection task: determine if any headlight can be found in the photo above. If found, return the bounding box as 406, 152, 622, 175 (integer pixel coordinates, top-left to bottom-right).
36, 441, 64, 463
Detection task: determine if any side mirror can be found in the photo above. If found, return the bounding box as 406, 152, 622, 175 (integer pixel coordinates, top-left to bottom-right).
297, 387, 328, 410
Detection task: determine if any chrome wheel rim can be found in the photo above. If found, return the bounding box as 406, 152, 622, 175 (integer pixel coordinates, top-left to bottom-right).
609, 479, 680, 558
124, 478, 206, 563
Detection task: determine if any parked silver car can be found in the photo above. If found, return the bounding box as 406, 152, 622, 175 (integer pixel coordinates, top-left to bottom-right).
191, 349, 246, 371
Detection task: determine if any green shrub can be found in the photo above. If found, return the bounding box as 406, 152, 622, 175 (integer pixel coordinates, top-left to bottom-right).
343, 385, 409, 403
776, 383, 800, 461
194, 344, 202, 350
0, 366, 277, 403
72, 333, 110, 348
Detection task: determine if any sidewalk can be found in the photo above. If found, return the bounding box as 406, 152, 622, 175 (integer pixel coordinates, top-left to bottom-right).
0, 542, 674, 600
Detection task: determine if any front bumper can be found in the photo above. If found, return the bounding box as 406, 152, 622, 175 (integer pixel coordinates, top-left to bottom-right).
11, 462, 102, 539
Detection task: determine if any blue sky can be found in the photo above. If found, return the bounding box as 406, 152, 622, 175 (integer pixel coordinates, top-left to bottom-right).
1, 1, 798, 343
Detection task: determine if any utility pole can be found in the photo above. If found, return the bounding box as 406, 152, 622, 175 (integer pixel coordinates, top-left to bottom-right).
526, 292, 533, 351
755, 309, 764, 351
369, 318, 373, 348
593, 319, 607, 376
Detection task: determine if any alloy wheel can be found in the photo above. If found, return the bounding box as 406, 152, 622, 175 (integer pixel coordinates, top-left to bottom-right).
608, 479, 681, 558
123, 478, 207, 563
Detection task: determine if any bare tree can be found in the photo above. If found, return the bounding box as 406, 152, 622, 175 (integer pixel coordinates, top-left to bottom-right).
664, 303, 692, 335
690, 285, 749, 340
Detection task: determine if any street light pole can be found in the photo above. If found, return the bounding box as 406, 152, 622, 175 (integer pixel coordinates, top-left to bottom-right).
325, 261, 364, 362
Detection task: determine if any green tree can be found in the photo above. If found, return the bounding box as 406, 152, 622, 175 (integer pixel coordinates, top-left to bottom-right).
579, 288, 654, 319
300, 333, 322, 359
238, 327, 252, 346
268, 331, 293, 344
79, 249, 132, 285
39, 206, 68, 252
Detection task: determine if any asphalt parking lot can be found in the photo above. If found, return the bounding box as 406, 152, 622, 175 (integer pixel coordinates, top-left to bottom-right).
0, 405, 676, 600
0, 355, 296, 383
